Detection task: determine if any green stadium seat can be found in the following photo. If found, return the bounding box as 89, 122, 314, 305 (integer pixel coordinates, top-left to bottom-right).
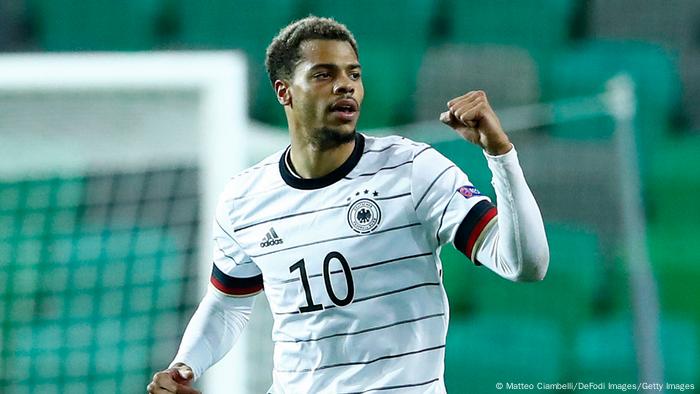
541, 40, 682, 181
443, 0, 577, 57
177, 0, 300, 127
353, 48, 422, 129
28, 0, 167, 51
415, 45, 540, 122
177, 0, 298, 52
649, 223, 700, 332
680, 50, 700, 131
588, 0, 699, 52
588, 0, 700, 130
304, 0, 435, 51
647, 134, 700, 231
445, 315, 563, 393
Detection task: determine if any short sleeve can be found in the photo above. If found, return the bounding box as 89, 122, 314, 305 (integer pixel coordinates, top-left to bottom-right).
210, 196, 263, 297
411, 146, 498, 263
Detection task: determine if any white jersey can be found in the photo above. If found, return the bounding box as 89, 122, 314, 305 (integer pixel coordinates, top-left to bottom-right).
210, 133, 497, 394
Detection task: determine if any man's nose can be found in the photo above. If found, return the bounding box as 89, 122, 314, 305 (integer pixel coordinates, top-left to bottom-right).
333, 76, 355, 95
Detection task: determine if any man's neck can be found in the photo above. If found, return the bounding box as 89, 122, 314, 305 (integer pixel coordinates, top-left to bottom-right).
288, 134, 356, 179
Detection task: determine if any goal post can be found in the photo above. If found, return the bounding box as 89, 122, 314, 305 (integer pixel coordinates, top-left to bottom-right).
0, 51, 281, 393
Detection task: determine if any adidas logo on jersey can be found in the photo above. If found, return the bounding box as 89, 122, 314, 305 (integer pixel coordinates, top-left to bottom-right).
260, 228, 284, 248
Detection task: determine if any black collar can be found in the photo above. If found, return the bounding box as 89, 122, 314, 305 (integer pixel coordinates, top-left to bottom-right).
279, 133, 365, 190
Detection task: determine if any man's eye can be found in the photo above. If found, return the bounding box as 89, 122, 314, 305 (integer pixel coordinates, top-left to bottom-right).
314, 72, 330, 79
350, 72, 361, 80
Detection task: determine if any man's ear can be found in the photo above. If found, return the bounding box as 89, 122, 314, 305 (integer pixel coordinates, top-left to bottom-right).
274, 80, 292, 106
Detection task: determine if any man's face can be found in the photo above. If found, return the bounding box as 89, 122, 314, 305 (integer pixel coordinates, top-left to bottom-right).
284, 39, 364, 147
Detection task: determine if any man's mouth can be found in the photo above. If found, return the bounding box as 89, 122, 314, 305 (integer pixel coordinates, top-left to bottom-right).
330, 98, 358, 114
329, 98, 359, 123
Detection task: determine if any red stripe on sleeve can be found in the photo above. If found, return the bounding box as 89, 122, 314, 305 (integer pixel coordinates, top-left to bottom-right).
465, 207, 498, 260
211, 275, 263, 296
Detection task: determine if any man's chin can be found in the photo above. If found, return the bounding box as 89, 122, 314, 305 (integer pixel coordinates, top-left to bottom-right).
334, 123, 357, 134
311, 126, 357, 150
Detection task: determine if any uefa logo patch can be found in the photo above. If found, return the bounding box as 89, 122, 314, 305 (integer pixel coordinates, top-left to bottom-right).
347, 198, 381, 234
458, 185, 482, 198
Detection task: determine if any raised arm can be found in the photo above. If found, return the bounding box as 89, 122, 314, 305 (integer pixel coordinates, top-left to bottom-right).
441, 90, 549, 281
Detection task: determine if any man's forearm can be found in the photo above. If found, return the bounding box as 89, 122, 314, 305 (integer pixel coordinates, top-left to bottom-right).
474, 146, 549, 281
170, 286, 255, 379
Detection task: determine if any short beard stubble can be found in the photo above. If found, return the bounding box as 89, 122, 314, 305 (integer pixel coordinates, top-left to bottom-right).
309, 127, 356, 151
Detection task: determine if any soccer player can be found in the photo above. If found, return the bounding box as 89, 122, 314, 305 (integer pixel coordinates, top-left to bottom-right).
148, 16, 549, 394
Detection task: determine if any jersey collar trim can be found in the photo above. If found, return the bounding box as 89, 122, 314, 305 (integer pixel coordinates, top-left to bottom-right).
279, 133, 365, 190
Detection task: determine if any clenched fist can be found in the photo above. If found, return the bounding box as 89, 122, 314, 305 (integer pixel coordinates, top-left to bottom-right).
147, 363, 200, 394
439, 90, 512, 156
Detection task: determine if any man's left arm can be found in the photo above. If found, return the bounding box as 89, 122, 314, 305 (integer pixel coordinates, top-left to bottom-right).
441, 90, 549, 281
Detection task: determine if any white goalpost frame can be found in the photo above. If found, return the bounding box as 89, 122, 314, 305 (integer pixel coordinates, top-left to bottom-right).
0, 51, 271, 393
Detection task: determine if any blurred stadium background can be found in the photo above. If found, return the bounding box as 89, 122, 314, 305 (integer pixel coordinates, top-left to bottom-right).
1, 0, 699, 393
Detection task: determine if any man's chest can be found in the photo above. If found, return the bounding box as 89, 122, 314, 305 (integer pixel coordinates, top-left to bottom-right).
230, 177, 422, 282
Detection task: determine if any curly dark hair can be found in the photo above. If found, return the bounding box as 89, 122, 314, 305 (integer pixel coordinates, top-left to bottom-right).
265, 16, 359, 86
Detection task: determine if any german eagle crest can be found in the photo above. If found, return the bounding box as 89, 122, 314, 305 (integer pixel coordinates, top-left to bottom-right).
347, 198, 381, 234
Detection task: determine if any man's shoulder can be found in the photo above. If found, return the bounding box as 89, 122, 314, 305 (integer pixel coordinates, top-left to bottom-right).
362, 134, 456, 179
363, 134, 430, 157
220, 149, 286, 200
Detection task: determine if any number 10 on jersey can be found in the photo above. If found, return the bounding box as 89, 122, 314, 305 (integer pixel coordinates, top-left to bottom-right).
289, 251, 355, 313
